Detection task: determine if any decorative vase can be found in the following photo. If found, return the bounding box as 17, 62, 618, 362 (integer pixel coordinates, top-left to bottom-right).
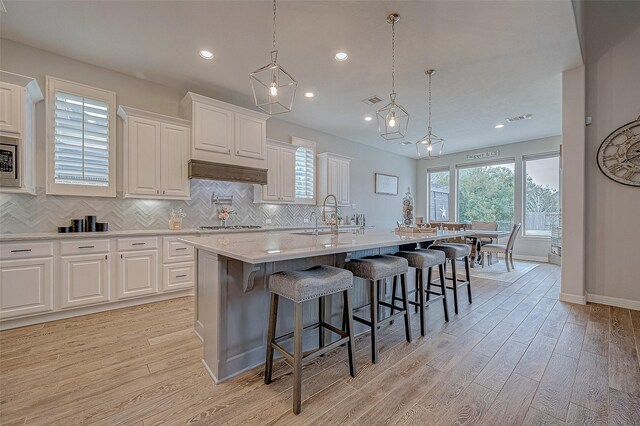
402, 187, 414, 226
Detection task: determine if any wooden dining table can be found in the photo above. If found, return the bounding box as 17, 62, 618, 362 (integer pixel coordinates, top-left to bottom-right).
466, 230, 511, 267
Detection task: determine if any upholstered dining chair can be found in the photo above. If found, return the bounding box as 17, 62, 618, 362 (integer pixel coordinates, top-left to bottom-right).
479, 223, 521, 272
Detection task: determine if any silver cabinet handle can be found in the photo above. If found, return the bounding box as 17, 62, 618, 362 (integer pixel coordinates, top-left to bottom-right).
132, 242, 146, 246
11, 249, 32, 253
176, 274, 188, 278
175, 247, 187, 251
163, 190, 166, 195
156, 190, 159, 194
78, 245, 95, 249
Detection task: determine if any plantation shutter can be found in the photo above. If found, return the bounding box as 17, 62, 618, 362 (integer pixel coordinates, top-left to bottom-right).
53, 91, 110, 186
295, 146, 314, 199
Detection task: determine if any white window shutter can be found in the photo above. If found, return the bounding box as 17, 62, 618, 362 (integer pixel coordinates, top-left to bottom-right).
295, 146, 314, 199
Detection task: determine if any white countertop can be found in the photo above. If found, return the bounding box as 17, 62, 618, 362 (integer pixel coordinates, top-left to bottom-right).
180, 228, 475, 264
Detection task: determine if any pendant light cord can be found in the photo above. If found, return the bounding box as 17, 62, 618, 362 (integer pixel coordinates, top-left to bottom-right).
391, 18, 396, 95
428, 71, 432, 131
272, 0, 277, 50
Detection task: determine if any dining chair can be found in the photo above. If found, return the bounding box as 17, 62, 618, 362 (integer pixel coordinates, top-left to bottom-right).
479, 223, 521, 271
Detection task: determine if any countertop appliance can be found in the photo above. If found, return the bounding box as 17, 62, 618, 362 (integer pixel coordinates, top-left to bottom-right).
0, 142, 19, 187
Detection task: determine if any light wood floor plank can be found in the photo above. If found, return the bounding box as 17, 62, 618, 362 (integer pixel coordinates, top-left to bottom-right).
473, 340, 527, 392
570, 351, 609, 420
609, 387, 640, 426
565, 402, 606, 426
513, 334, 557, 382
478, 373, 539, 425
530, 353, 578, 420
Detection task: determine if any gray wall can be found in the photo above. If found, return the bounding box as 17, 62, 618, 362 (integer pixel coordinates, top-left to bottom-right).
0, 39, 416, 233
583, 2, 640, 303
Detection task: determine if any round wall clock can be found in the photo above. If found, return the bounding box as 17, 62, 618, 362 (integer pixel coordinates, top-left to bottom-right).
597, 116, 640, 187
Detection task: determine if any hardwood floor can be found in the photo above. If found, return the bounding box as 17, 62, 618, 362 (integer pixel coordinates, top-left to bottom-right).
1, 263, 640, 425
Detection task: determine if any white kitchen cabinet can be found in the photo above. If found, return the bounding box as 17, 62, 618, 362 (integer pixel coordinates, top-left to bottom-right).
118, 106, 191, 200
60, 253, 111, 309
163, 262, 194, 292
0, 82, 22, 134
117, 250, 159, 299
317, 153, 351, 207
254, 140, 296, 203
180, 92, 269, 169
0, 257, 53, 319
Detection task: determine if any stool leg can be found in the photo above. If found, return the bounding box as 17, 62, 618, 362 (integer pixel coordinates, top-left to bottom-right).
293, 302, 304, 415
264, 293, 279, 385
344, 289, 357, 377
370, 280, 379, 364
400, 273, 412, 342
390, 275, 398, 325
377, 279, 383, 324
418, 269, 426, 337
319, 296, 325, 350
414, 270, 420, 313
426, 267, 432, 302
465, 256, 472, 304
439, 263, 449, 322
451, 259, 459, 314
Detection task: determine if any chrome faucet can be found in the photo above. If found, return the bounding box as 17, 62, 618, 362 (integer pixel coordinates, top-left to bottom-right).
309, 211, 319, 236
322, 194, 339, 234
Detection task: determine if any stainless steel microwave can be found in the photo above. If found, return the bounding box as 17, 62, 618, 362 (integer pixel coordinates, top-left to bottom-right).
0, 143, 20, 187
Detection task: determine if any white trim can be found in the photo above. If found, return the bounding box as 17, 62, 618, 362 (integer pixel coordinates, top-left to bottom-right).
586, 294, 640, 311
117, 105, 191, 127
560, 292, 587, 305
201, 359, 220, 384
513, 254, 548, 262
180, 91, 269, 121
0, 289, 193, 330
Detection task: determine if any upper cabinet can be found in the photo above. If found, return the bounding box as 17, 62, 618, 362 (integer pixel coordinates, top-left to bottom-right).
180, 92, 269, 169
0, 71, 44, 196
317, 153, 351, 207
118, 106, 191, 200
254, 140, 297, 203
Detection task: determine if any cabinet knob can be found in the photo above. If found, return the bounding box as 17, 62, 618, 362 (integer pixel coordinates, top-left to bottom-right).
236, 150, 239, 155
227, 149, 231, 153
163, 190, 165, 195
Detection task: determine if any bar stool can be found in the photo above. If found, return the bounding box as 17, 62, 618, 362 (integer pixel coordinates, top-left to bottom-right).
429, 243, 473, 314
265, 265, 357, 415
393, 249, 449, 336
344, 255, 411, 364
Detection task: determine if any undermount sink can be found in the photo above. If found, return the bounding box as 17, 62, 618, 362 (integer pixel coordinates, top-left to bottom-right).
290, 229, 354, 236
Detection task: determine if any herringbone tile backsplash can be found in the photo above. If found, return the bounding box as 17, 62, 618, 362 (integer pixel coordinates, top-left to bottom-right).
0, 180, 348, 234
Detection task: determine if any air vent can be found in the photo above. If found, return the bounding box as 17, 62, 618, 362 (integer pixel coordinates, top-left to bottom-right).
400, 141, 412, 146
507, 114, 533, 123
362, 95, 383, 105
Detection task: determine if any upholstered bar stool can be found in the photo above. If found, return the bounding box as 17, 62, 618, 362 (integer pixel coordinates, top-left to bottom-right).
264, 265, 357, 415
344, 255, 411, 363
429, 243, 472, 314
394, 249, 449, 336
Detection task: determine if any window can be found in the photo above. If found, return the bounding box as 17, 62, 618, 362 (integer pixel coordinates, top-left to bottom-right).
524, 154, 560, 236
428, 168, 450, 221
292, 137, 316, 204
46, 76, 116, 197
457, 161, 515, 231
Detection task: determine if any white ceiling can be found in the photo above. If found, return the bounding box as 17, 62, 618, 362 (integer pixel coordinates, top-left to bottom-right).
0, 1, 582, 158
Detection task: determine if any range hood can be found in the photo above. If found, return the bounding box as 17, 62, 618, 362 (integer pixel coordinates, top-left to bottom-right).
188, 160, 268, 185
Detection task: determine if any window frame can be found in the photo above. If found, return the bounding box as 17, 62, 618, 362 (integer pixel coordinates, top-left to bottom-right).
291, 136, 316, 205
522, 152, 561, 238
427, 167, 451, 222
46, 76, 116, 197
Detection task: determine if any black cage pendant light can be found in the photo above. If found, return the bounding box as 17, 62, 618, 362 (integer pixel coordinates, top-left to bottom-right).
250, 0, 297, 115
376, 13, 409, 140
416, 69, 444, 158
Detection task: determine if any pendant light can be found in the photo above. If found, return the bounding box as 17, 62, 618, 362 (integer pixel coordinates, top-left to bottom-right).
416, 69, 444, 158
376, 13, 409, 140
250, 0, 297, 115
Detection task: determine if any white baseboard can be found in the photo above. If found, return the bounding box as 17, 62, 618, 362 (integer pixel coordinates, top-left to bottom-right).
513, 254, 548, 262
586, 294, 640, 311
560, 292, 587, 305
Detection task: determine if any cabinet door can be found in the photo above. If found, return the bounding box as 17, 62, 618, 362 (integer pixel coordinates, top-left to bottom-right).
280, 148, 296, 202
0, 82, 22, 134
162, 262, 194, 292
127, 117, 161, 196
117, 251, 158, 299
194, 102, 233, 155
262, 144, 280, 201
326, 157, 340, 205
338, 160, 350, 206
160, 123, 190, 198
0, 258, 53, 319
60, 254, 110, 308
234, 114, 265, 160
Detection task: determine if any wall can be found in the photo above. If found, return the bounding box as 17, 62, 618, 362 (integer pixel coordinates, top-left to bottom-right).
583, 2, 640, 306
415, 136, 561, 260
0, 39, 416, 233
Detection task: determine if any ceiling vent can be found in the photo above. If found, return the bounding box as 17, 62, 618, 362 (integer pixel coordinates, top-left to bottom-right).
400, 141, 412, 146
362, 95, 383, 106
507, 114, 533, 123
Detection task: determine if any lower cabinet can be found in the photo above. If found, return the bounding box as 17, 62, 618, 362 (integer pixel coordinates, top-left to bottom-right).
0, 257, 53, 319
163, 262, 194, 292
117, 250, 159, 299
60, 253, 111, 309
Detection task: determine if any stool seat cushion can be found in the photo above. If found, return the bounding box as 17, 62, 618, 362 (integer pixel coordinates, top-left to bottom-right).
395, 249, 445, 269
269, 265, 353, 303
344, 255, 408, 281
430, 243, 471, 259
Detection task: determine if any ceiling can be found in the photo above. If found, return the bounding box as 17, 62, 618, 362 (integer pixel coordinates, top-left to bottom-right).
0, 1, 582, 158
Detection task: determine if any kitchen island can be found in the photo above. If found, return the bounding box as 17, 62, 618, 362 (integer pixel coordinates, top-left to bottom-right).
180, 228, 474, 383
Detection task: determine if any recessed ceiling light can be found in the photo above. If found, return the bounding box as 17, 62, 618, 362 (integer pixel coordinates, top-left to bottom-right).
364, 116, 373, 121
304, 92, 315, 98
335, 52, 348, 61
495, 124, 505, 129
199, 50, 214, 60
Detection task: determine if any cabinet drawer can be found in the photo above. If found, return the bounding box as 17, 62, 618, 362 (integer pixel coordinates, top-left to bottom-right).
117, 237, 158, 251
163, 237, 194, 263
60, 239, 110, 255
163, 262, 194, 292
0, 242, 53, 260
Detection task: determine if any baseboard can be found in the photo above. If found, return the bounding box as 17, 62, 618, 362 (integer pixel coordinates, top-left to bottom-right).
560, 292, 587, 305
492, 253, 548, 263
586, 294, 640, 311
